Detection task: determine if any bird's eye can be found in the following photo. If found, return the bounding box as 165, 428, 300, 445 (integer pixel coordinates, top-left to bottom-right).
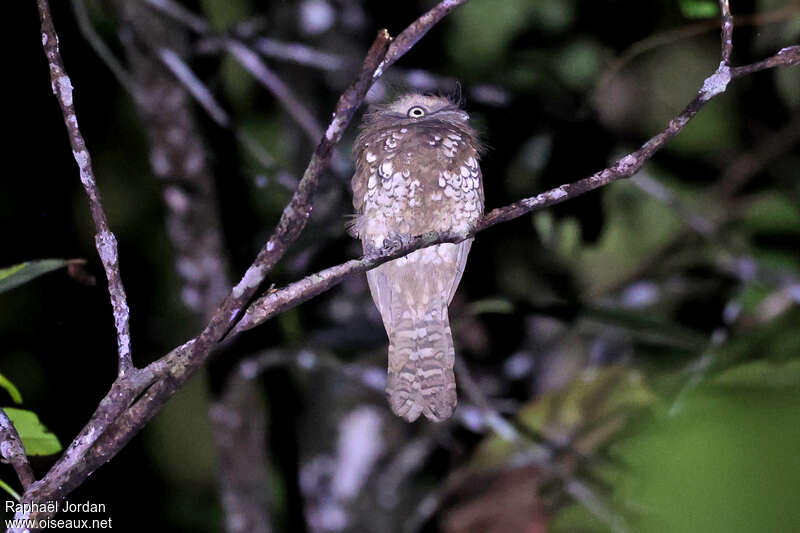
407, 106, 426, 118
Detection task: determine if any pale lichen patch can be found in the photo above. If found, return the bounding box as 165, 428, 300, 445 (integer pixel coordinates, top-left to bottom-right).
232, 263, 265, 298
699, 63, 731, 101
57, 75, 74, 107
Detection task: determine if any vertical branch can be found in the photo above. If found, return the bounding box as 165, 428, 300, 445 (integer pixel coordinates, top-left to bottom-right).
37, 0, 133, 376
719, 0, 733, 66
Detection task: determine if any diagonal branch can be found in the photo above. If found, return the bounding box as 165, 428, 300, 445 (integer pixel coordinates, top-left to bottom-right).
144, 0, 325, 144
224, 39, 325, 142
37, 0, 133, 377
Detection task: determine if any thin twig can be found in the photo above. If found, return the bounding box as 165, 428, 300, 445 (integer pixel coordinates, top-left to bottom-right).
153, 47, 277, 169
375, 0, 472, 77
592, 4, 798, 101
252, 37, 347, 70
71, 0, 136, 93
145, 0, 325, 144
37, 0, 133, 377
157, 48, 230, 127
224, 39, 324, 142
731, 45, 800, 78
143, 0, 209, 33
0, 408, 36, 491
719, 0, 733, 66
711, 113, 800, 198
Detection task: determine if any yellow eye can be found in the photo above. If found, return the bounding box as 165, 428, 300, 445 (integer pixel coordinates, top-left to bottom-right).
407, 106, 426, 118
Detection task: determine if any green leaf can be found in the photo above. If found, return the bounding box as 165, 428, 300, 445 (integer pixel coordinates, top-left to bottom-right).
469, 298, 514, 315
610, 384, 800, 533
0, 478, 20, 501
0, 373, 22, 404
3, 408, 62, 456
558, 181, 684, 294
679, 0, 719, 18
0, 259, 70, 294
711, 359, 800, 388
741, 192, 800, 233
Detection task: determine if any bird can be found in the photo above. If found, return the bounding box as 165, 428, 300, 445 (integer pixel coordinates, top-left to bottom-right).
349, 93, 484, 422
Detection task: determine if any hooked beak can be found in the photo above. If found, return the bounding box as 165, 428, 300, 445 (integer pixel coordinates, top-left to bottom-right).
437, 109, 470, 121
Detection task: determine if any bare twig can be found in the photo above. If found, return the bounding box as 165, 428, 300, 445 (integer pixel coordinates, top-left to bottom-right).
731, 45, 800, 77
37, 0, 133, 377
145, 0, 325, 144
224, 39, 324, 142
711, 114, 800, 198
719, 0, 733, 66
153, 47, 277, 169
143, 0, 209, 34
157, 47, 231, 127
252, 37, 347, 70
375, 0, 472, 77
71, 0, 136, 93
592, 4, 799, 101
0, 408, 35, 491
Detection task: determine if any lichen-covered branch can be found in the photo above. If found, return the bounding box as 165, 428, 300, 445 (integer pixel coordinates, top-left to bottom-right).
37, 0, 133, 377
0, 408, 35, 491
731, 45, 799, 78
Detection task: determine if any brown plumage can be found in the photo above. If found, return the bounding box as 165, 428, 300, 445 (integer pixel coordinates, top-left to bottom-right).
350, 93, 484, 422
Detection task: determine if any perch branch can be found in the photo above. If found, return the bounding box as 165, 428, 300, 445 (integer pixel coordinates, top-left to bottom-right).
233, 44, 798, 333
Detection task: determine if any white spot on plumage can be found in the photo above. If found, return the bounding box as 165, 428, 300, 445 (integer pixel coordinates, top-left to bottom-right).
379, 160, 393, 178
366, 151, 376, 163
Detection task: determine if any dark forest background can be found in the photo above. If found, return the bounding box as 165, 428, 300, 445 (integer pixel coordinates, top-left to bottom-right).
2, 0, 799, 532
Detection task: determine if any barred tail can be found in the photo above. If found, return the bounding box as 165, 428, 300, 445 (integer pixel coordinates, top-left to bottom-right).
386, 299, 457, 422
